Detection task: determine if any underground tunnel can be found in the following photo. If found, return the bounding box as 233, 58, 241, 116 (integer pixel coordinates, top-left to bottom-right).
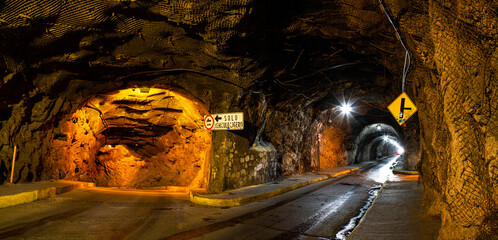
0, 0, 496, 239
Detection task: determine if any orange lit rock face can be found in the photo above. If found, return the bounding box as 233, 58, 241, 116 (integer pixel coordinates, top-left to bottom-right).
49, 88, 211, 188
319, 125, 348, 169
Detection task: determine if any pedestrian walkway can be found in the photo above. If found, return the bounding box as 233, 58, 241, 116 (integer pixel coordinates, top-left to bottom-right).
0, 180, 94, 208
190, 161, 377, 207
348, 180, 441, 240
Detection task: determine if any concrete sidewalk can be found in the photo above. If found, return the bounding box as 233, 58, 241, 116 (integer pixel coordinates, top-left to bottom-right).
190, 161, 377, 207
391, 156, 420, 175
348, 180, 441, 240
0, 180, 94, 209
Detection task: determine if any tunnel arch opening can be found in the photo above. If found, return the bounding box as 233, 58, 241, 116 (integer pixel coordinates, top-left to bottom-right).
350, 123, 404, 164
48, 87, 212, 189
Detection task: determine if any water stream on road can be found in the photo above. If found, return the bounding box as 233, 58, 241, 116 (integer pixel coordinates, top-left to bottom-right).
334, 186, 380, 240
333, 156, 399, 240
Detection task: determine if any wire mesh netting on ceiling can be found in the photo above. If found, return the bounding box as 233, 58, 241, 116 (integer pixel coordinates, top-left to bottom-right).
0, 0, 252, 45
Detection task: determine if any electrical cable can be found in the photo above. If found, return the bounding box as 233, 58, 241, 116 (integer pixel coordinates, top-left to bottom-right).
282, 62, 357, 84
378, 0, 411, 93
115, 68, 249, 91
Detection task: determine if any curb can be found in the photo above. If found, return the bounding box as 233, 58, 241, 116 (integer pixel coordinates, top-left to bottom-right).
0, 181, 94, 209
190, 162, 376, 207
347, 183, 385, 238
393, 169, 419, 175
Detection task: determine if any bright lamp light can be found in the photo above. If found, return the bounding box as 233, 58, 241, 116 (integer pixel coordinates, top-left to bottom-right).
339, 102, 353, 115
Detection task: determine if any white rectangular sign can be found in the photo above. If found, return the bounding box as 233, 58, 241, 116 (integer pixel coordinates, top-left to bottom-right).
204, 112, 244, 130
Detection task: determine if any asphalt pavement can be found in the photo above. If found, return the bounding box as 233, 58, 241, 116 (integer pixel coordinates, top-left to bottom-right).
0, 156, 440, 240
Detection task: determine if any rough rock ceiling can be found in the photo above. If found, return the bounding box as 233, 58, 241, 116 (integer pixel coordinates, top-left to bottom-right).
0, 0, 405, 113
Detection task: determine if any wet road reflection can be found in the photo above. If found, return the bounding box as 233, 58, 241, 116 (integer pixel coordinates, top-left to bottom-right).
364, 156, 400, 183
270, 189, 356, 239
181, 155, 406, 240
335, 187, 380, 240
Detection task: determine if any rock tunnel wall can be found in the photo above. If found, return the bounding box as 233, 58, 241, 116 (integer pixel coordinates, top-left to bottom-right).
389, 0, 497, 238
0, 0, 326, 193
319, 124, 348, 169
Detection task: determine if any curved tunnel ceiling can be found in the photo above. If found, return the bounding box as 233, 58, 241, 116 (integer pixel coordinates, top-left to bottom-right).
0, 0, 405, 123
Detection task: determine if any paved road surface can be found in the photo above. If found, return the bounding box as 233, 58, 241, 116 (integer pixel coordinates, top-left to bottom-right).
0, 156, 402, 240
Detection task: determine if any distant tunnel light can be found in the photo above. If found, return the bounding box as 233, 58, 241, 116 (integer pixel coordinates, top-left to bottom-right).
397, 146, 405, 155
382, 135, 405, 155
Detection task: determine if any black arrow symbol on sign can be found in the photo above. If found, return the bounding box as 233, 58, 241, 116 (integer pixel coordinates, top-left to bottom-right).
399, 98, 412, 118
215, 115, 222, 122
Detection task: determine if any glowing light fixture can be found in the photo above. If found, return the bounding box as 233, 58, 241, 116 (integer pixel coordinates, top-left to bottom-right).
138, 87, 150, 94
339, 102, 353, 116
332, 97, 356, 122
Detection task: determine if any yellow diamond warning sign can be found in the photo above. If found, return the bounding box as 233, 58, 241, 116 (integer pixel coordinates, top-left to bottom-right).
388, 92, 418, 125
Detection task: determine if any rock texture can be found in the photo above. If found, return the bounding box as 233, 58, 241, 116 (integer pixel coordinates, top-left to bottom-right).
0, 0, 496, 238
48, 88, 211, 188
319, 124, 348, 169
389, 1, 498, 238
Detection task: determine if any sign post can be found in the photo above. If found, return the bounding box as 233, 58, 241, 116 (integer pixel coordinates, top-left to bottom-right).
204, 112, 244, 130
10, 146, 16, 183
387, 92, 417, 125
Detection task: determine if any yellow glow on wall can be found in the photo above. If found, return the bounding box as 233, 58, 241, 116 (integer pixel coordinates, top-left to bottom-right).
48, 87, 212, 190
319, 125, 348, 169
